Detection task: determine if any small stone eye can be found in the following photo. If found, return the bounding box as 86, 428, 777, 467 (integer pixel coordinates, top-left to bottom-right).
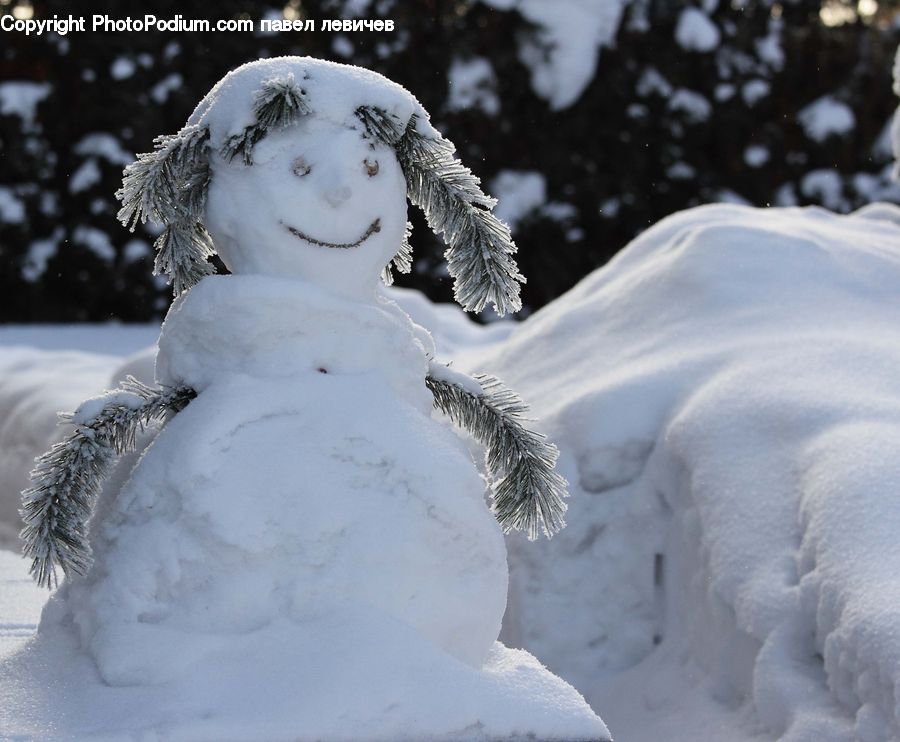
364, 158, 379, 177
292, 157, 312, 177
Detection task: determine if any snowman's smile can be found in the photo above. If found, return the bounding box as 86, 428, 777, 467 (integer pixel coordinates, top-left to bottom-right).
282, 218, 381, 249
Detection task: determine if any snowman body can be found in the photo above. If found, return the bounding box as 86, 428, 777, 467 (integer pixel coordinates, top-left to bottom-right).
54, 275, 508, 686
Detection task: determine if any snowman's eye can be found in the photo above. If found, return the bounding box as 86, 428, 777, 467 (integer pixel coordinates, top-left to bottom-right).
364, 158, 379, 177
292, 157, 312, 177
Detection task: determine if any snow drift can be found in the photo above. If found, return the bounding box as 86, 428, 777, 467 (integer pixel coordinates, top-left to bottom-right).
467, 202, 900, 740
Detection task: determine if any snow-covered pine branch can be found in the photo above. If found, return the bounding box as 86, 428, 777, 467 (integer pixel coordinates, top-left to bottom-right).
381, 221, 414, 285
221, 73, 312, 165
115, 124, 214, 294
20, 378, 196, 589
356, 106, 525, 316
425, 365, 568, 539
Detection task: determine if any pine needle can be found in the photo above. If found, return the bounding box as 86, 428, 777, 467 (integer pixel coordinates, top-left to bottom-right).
20, 379, 196, 589
357, 106, 525, 316
426, 370, 568, 539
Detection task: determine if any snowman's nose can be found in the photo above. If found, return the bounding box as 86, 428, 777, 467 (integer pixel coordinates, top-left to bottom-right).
323, 184, 352, 208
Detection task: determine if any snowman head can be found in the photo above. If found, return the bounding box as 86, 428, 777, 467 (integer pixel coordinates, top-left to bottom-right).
117, 57, 523, 315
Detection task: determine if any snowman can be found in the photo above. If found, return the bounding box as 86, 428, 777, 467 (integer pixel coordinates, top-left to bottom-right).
13, 58, 608, 741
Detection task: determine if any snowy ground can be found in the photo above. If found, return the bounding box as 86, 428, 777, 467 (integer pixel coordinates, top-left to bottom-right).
3, 203, 900, 740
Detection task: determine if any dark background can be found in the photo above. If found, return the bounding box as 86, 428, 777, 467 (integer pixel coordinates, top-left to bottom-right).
1, 0, 898, 321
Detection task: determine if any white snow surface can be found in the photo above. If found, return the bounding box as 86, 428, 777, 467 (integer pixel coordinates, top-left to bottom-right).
188, 56, 438, 153
4, 203, 900, 739
0, 277, 606, 741
463, 202, 900, 741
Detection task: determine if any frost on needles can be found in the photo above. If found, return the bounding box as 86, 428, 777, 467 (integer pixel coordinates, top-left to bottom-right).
20, 379, 196, 589
356, 105, 525, 317
116, 125, 215, 296
426, 370, 568, 539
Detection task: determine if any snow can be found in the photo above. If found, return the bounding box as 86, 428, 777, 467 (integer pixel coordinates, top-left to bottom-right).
464, 202, 900, 741
674, 7, 721, 52
742, 79, 771, 106
744, 144, 770, 167
446, 56, 500, 116
798, 95, 857, 143
109, 56, 136, 80
801, 169, 846, 211
0, 186, 25, 224
3, 203, 900, 738
150, 73, 183, 104
0, 57, 607, 741
480, 0, 628, 110
0, 349, 123, 551
490, 170, 547, 230
668, 88, 713, 123
189, 57, 437, 155
72, 224, 116, 261
893, 47, 900, 178
0, 275, 606, 740
73, 132, 134, 166
0, 81, 51, 125
68, 158, 102, 193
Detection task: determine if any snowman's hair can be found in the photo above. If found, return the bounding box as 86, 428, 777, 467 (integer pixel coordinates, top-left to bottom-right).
356, 106, 523, 316
117, 75, 524, 315
116, 124, 216, 295
221, 73, 312, 165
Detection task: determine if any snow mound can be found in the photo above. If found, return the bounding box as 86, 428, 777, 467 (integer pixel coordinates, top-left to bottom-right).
469, 202, 900, 740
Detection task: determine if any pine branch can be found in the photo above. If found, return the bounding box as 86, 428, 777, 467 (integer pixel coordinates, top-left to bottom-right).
356, 106, 525, 316
222, 73, 311, 165
116, 125, 211, 230
116, 125, 213, 295
20, 379, 196, 589
382, 221, 414, 285
153, 222, 216, 296
426, 369, 568, 539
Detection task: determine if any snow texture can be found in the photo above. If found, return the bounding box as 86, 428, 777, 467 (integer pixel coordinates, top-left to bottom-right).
893, 47, 900, 179
0, 81, 51, 125
0, 187, 25, 224
447, 56, 500, 116
465, 202, 900, 741
0, 56, 604, 740
0, 276, 605, 741
0, 349, 122, 550
3, 203, 900, 740
798, 95, 856, 143
479, 0, 627, 110
674, 7, 721, 52
490, 170, 547, 231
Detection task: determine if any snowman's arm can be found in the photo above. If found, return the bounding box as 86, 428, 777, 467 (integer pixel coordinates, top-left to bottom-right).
21, 377, 196, 589
425, 364, 568, 540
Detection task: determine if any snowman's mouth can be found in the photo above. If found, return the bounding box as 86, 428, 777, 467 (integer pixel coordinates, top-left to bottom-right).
282, 218, 381, 249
